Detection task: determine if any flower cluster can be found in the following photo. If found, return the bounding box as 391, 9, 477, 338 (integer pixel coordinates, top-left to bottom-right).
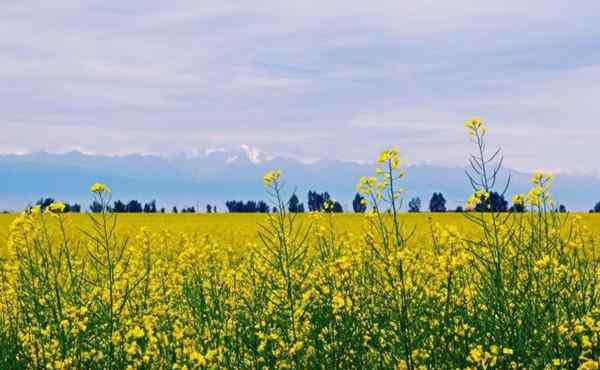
464, 117, 487, 138
465, 190, 490, 210
263, 170, 282, 187
90, 182, 111, 194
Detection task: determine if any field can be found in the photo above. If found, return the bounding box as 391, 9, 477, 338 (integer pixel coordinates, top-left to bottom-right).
2, 204, 600, 369
0, 212, 476, 247
2, 125, 600, 369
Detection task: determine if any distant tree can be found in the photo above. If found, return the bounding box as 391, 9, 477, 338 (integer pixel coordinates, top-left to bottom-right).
36, 197, 55, 210
429, 193, 447, 213
323, 199, 343, 213
213, 206, 217, 213
181, 206, 196, 213
257, 201, 270, 213
455, 206, 464, 213
308, 190, 332, 211
490, 192, 508, 212
126, 200, 143, 213
226, 200, 269, 213
297, 203, 305, 213
90, 201, 103, 213
475, 192, 508, 212
172, 206, 178, 214
113, 200, 127, 213
206, 204, 212, 213
225, 201, 237, 213
307, 191, 318, 211
509, 200, 526, 213
34, 198, 79, 213
559, 204, 567, 213
352, 193, 367, 213
272, 207, 278, 213
288, 194, 301, 213
408, 197, 421, 213
160, 207, 165, 213
143, 200, 157, 213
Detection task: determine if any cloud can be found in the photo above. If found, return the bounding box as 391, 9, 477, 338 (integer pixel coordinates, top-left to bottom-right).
1, 1, 600, 172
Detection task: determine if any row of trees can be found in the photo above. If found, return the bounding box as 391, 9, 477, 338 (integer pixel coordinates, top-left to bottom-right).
36, 198, 82, 213
32, 191, 573, 214
350, 191, 569, 213
89, 200, 199, 214
224, 191, 346, 213
225, 200, 270, 213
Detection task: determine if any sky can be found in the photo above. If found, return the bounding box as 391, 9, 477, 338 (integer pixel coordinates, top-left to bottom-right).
2, 1, 600, 173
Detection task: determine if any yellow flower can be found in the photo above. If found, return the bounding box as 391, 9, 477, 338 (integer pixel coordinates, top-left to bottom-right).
512, 194, 526, 206
580, 360, 600, 370
527, 186, 545, 207
469, 346, 483, 363
128, 326, 145, 339
502, 347, 513, 355
464, 117, 487, 137
531, 170, 553, 188
47, 201, 66, 214
30, 205, 42, 215
190, 351, 207, 366
376, 147, 401, 169
465, 190, 490, 210
552, 359, 562, 366
126, 343, 138, 356
332, 293, 346, 312
396, 360, 409, 370
357, 176, 379, 196
263, 170, 282, 187
90, 182, 111, 194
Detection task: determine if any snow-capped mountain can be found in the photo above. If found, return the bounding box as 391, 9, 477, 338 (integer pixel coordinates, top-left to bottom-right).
1, 147, 600, 211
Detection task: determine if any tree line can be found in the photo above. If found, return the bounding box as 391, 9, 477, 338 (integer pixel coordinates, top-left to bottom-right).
30, 190, 575, 214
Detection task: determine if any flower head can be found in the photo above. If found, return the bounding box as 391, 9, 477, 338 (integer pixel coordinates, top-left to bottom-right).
464, 117, 487, 138
91, 183, 111, 194
357, 176, 378, 196
512, 194, 526, 207
531, 171, 553, 188
47, 201, 66, 214
376, 147, 401, 169
527, 186, 545, 207
29, 205, 42, 215
263, 170, 282, 187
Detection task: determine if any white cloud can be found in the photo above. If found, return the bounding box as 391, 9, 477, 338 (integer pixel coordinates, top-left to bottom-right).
1, 0, 600, 171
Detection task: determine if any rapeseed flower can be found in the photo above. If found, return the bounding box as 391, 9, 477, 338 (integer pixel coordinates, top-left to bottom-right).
47, 201, 66, 213
512, 194, 526, 207
464, 117, 487, 137
90, 182, 111, 194
263, 170, 282, 187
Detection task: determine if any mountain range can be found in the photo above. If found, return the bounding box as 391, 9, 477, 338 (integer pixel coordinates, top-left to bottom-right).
1, 147, 599, 212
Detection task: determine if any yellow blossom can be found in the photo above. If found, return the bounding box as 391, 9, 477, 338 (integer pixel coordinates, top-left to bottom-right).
464, 117, 487, 137
47, 201, 66, 214
263, 170, 282, 187
90, 182, 111, 194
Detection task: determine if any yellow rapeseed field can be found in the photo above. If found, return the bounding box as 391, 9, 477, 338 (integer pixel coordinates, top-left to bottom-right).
1, 120, 600, 369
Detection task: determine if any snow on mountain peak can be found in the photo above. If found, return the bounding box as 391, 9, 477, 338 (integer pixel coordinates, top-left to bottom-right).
239, 144, 263, 164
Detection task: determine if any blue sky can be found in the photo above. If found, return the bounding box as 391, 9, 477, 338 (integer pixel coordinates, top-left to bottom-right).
2, 1, 600, 173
